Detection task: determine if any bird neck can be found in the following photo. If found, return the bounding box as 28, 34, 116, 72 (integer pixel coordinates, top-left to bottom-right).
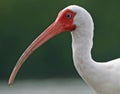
72, 29, 96, 84
71, 27, 96, 85
71, 27, 94, 64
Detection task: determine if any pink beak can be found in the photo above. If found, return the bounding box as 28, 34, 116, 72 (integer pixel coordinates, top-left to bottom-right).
8, 20, 65, 85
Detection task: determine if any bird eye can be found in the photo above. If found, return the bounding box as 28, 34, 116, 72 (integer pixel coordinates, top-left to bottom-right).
66, 14, 72, 19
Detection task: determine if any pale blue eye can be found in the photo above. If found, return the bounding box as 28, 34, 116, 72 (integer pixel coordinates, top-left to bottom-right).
66, 14, 71, 19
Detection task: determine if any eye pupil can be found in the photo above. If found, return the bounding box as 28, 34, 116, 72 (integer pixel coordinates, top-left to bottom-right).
66, 14, 71, 19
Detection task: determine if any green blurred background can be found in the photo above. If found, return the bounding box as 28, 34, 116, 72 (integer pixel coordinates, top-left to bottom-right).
0, 0, 120, 80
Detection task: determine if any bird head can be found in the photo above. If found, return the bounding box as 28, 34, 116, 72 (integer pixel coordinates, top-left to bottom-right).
8, 5, 94, 85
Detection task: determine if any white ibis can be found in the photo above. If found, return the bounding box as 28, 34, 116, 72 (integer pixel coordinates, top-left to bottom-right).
8, 5, 120, 94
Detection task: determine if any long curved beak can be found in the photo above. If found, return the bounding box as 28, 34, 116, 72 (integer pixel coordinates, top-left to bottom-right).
8, 21, 64, 86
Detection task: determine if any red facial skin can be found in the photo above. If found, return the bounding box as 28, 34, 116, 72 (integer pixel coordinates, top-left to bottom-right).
8, 9, 76, 85
56, 9, 76, 31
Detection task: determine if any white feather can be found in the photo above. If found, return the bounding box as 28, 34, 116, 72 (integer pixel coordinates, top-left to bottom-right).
63, 5, 120, 94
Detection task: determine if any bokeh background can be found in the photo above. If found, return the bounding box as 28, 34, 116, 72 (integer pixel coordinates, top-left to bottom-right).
0, 0, 120, 93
